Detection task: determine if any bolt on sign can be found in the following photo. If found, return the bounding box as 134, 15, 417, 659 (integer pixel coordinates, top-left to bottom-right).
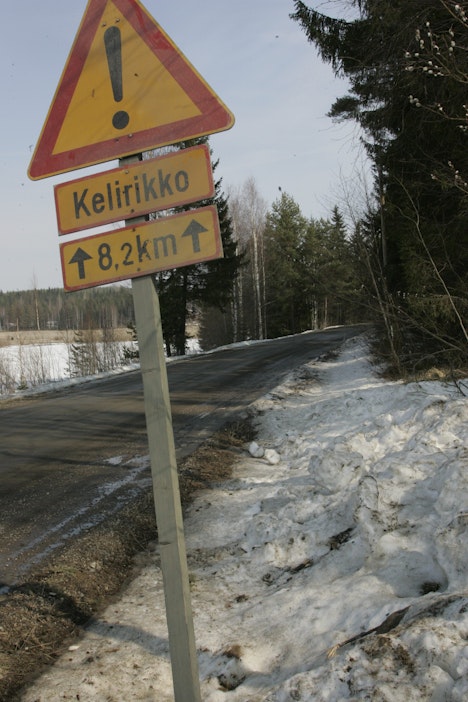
28, 0, 234, 179
55, 144, 214, 234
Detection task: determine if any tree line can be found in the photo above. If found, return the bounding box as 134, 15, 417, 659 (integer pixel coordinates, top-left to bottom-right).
200, 181, 363, 350
0, 286, 134, 332
1, 172, 363, 355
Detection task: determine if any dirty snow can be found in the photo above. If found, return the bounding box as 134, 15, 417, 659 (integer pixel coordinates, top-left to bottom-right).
20, 336, 468, 701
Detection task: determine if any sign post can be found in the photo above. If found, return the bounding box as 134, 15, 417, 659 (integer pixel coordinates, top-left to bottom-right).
120, 151, 201, 699
132, 274, 201, 702
29, 1, 234, 698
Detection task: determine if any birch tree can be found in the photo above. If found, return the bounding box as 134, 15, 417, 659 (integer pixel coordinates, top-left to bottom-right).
228, 178, 267, 340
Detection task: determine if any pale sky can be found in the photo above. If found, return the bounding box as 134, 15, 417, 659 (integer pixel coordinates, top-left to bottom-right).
1, 0, 362, 292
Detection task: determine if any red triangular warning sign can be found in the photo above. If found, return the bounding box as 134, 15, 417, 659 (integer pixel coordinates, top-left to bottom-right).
28, 0, 234, 180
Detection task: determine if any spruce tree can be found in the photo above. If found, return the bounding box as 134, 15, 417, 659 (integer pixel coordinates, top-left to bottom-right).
264, 192, 309, 337
292, 0, 468, 368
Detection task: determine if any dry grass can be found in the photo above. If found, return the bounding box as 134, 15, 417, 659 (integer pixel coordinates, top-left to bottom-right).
0, 328, 132, 348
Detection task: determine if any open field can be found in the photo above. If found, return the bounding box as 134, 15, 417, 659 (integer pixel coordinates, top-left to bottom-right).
0, 328, 132, 347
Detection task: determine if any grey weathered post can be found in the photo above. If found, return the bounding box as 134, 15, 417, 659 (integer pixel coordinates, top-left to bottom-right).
132, 272, 201, 701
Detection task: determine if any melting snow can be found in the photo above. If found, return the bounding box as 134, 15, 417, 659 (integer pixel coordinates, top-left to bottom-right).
21, 336, 468, 701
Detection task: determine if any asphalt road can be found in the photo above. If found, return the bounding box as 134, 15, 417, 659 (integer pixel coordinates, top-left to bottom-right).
0, 326, 364, 587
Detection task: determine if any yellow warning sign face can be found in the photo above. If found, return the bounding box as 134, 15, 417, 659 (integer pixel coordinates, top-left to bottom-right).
54, 2, 200, 154
28, 0, 234, 179
60, 205, 223, 291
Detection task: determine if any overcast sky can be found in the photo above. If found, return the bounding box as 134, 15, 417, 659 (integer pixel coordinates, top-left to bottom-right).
1, 0, 363, 292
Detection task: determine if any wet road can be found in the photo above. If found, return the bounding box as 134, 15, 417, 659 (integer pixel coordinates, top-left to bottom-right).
0, 326, 364, 586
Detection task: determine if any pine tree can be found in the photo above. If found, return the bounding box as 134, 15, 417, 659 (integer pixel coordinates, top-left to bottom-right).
264, 192, 309, 337
315, 209, 357, 327
264, 195, 361, 337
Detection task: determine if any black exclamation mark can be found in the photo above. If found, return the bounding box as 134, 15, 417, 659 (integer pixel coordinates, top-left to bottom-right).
104, 26, 130, 130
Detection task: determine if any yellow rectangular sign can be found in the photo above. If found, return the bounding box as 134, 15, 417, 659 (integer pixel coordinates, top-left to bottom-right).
60, 205, 223, 291
54, 145, 214, 234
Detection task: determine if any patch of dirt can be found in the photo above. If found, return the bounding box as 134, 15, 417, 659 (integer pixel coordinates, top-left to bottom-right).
362, 635, 415, 675
0, 418, 255, 702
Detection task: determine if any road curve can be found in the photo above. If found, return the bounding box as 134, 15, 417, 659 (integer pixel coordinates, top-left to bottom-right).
0, 326, 364, 587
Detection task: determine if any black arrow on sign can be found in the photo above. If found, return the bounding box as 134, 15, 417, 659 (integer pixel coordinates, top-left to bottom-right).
181, 220, 208, 253
69, 247, 92, 279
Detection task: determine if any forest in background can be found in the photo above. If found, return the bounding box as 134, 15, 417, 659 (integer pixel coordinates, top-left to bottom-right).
0, 286, 134, 333
0, 178, 365, 356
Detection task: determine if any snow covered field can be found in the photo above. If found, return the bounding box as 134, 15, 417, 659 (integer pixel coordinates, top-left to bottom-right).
0, 341, 72, 393
19, 336, 468, 701
0, 340, 129, 396
0, 338, 203, 397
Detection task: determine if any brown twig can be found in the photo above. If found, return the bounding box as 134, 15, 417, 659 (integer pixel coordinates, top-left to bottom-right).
327, 606, 410, 658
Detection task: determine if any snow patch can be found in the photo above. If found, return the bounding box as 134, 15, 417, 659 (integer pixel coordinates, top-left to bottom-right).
21, 335, 468, 701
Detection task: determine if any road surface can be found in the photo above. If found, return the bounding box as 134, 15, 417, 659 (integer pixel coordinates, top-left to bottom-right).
0, 327, 364, 587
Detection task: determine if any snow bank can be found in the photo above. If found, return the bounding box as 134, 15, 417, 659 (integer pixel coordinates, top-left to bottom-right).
21, 336, 468, 701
